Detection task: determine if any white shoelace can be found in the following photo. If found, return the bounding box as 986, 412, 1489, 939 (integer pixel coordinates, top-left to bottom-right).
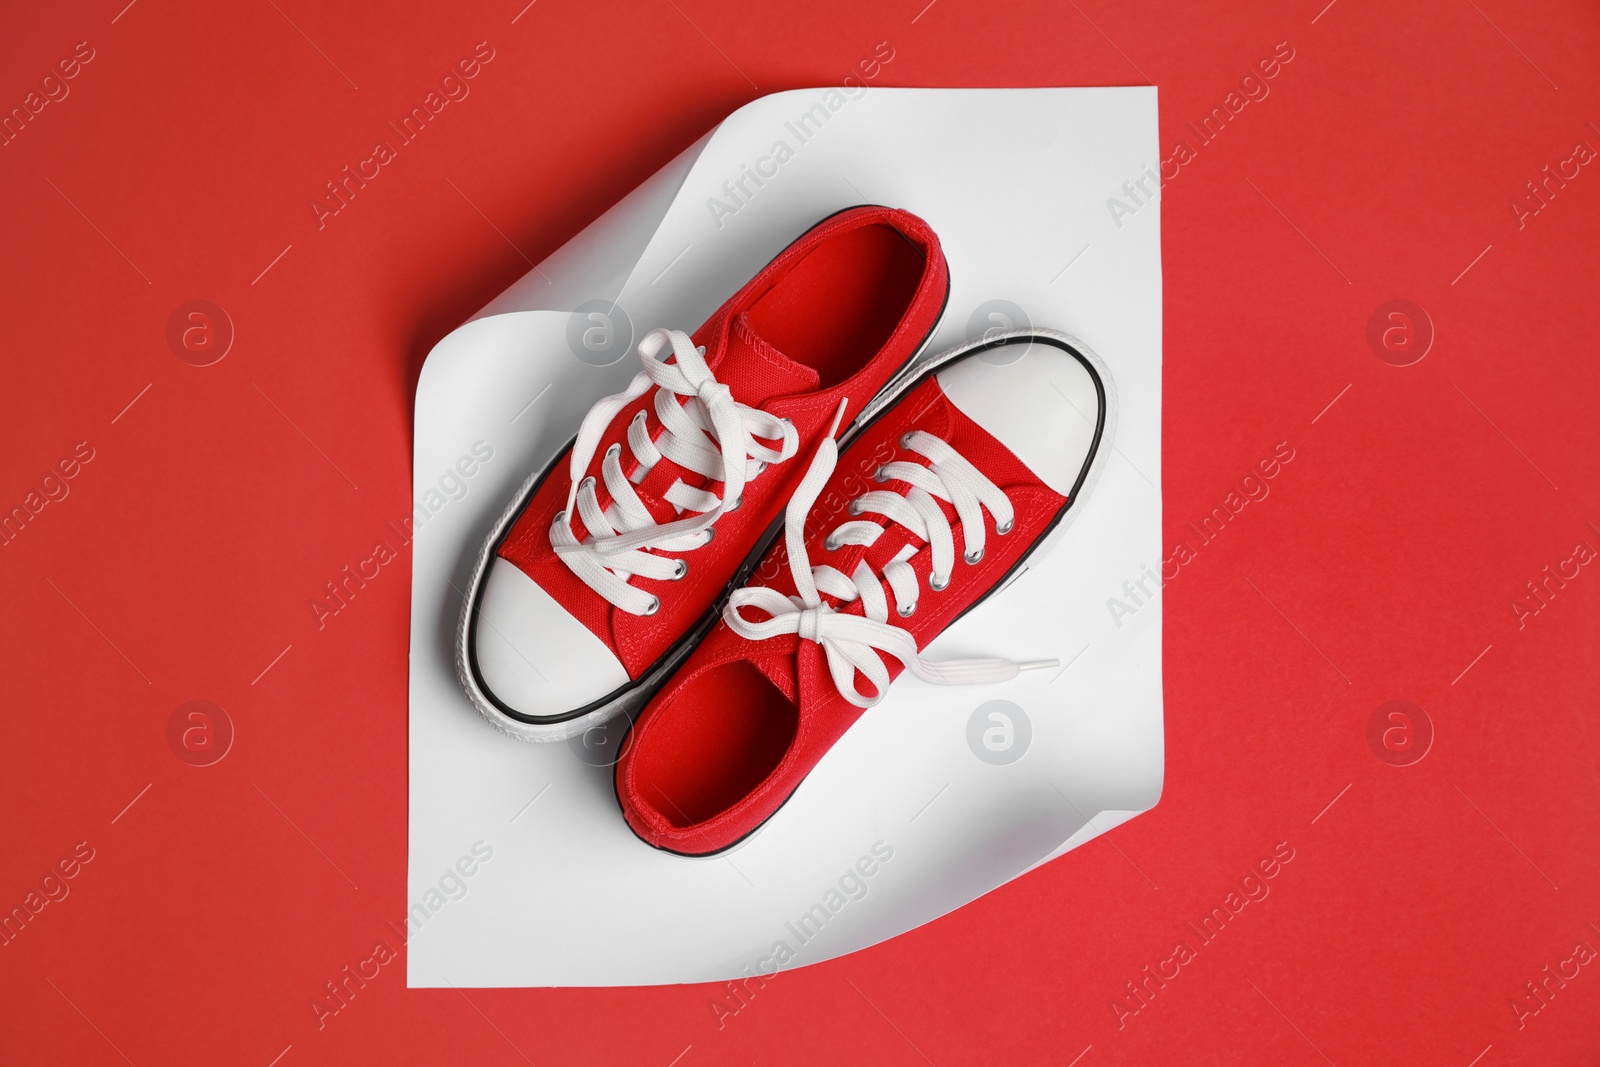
551, 327, 799, 616
725, 401, 1056, 708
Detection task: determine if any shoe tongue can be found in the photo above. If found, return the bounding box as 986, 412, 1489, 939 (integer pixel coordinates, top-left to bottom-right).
707, 314, 821, 405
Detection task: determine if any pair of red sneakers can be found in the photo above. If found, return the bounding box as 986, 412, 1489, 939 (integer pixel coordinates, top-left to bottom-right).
456, 207, 1111, 855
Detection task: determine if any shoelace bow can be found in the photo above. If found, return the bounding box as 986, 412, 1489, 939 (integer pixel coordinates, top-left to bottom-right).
724, 401, 1057, 708
551, 327, 799, 616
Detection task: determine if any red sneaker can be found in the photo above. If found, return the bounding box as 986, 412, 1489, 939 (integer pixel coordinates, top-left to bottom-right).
615, 329, 1112, 855
458, 207, 949, 741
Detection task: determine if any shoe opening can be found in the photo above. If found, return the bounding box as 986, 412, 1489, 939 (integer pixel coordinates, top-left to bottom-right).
632, 660, 798, 830
745, 221, 928, 389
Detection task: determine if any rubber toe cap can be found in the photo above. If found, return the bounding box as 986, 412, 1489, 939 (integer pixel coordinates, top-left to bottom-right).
473, 558, 630, 720
937, 338, 1103, 494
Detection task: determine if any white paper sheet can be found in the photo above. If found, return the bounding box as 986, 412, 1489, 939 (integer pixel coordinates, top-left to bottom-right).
408, 86, 1163, 987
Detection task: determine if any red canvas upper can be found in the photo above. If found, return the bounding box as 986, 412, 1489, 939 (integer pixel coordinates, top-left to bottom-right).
616, 374, 1071, 855
494, 207, 948, 681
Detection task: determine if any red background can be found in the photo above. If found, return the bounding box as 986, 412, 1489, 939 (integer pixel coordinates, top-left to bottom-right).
2, 0, 1597, 1063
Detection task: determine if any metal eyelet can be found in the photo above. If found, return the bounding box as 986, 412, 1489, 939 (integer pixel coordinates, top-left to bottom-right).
873, 466, 889, 483
553, 510, 568, 525
897, 601, 917, 618
606, 442, 622, 460
899, 432, 916, 448
579, 475, 596, 492
641, 596, 661, 616
929, 573, 950, 592
670, 559, 688, 580
964, 547, 984, 565
779, 417, 794, 429
996, 518, 1014, 535
725, 496, 742, 513
848, 499, 863, 516
824, 534, 841, 552
754, 461, 768, 475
